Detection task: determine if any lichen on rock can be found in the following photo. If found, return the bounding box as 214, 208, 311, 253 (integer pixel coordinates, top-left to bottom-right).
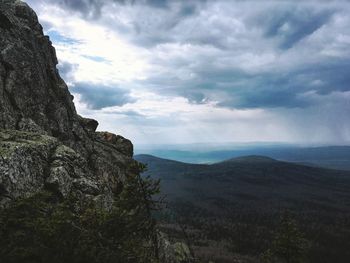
0, 130, 58, 206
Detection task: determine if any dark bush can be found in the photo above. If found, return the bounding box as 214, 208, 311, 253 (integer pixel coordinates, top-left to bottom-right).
0, 170, 160, 263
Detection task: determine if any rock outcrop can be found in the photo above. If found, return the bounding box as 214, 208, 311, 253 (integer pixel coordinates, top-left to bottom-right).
0, 0, 137, 208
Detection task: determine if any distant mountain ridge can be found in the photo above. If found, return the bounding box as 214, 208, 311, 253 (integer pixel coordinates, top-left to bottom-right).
135, 153, 350, 208
135, 153, 350, 262
219, 155, 277, 163
136, 145, 350, 170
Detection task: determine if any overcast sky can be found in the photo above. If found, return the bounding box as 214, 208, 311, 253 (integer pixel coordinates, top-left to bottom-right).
26, 0, 350, 145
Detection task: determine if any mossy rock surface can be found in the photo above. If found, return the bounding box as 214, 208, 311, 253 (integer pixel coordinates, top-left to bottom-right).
0, 130, 59, 206
0, 129, 57, 157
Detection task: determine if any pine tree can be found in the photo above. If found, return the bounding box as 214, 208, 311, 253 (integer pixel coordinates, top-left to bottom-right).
261, 214, 309, 263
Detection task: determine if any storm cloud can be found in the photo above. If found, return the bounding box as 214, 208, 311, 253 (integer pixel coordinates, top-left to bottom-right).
72, 82, 135, 110
26, 0, 350, 144
260, 6, 334, 49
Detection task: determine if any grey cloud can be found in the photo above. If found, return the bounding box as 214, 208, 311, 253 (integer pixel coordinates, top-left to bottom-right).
43, 0, 199, 20
45, 0, 204, 46
27, 0, 350, 144
138, 53, 350, 109
37, 0, 340, 50
234, 59, 350, 108
71, 82, 135, 110
231, 61, 349, 109
39, 0, 350, 111
55, 0, 103, 18
119, 110, 145, 117
261, 6, 334, 49
104, 110, 145, 117
57, 61, 78, 82
144, 0, 169, 9
296, 60, 350, 94
181, 91, 207, 104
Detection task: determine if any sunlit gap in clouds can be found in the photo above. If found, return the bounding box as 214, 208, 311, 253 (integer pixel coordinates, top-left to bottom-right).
40, 10, 148, 83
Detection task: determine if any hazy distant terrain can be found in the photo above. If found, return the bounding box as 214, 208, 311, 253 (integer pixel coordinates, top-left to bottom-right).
135, 154, 350, 263
136, 145, 350, 170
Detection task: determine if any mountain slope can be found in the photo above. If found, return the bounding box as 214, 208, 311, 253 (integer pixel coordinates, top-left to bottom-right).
137, 145, 350, 170
135, 154, 350, 263
136, 154, 350, 212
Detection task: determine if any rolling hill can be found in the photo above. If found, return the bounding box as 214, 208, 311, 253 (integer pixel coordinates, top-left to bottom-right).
135, 154, 350, 263
135, 145, 350, 170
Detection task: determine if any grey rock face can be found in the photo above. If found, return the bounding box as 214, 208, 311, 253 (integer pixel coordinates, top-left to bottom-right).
0, 0, 137, 208
0, 130, 58, 206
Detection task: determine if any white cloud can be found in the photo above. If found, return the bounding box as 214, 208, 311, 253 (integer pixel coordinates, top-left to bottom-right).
33, 2, 149, 84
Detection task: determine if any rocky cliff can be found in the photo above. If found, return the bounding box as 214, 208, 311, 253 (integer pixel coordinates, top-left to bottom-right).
0, 2, 195, 262
0, 0, 137, 208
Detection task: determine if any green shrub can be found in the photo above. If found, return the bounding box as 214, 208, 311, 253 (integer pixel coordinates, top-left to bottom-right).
0, 170, 160, 263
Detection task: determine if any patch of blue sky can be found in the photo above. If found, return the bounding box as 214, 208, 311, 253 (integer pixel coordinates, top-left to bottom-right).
46, 30, 80, 45
83, 55, 110, 63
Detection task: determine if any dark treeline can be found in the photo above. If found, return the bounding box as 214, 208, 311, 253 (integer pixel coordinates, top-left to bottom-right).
136, 154, 350, 263
158, 200, 350, 263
